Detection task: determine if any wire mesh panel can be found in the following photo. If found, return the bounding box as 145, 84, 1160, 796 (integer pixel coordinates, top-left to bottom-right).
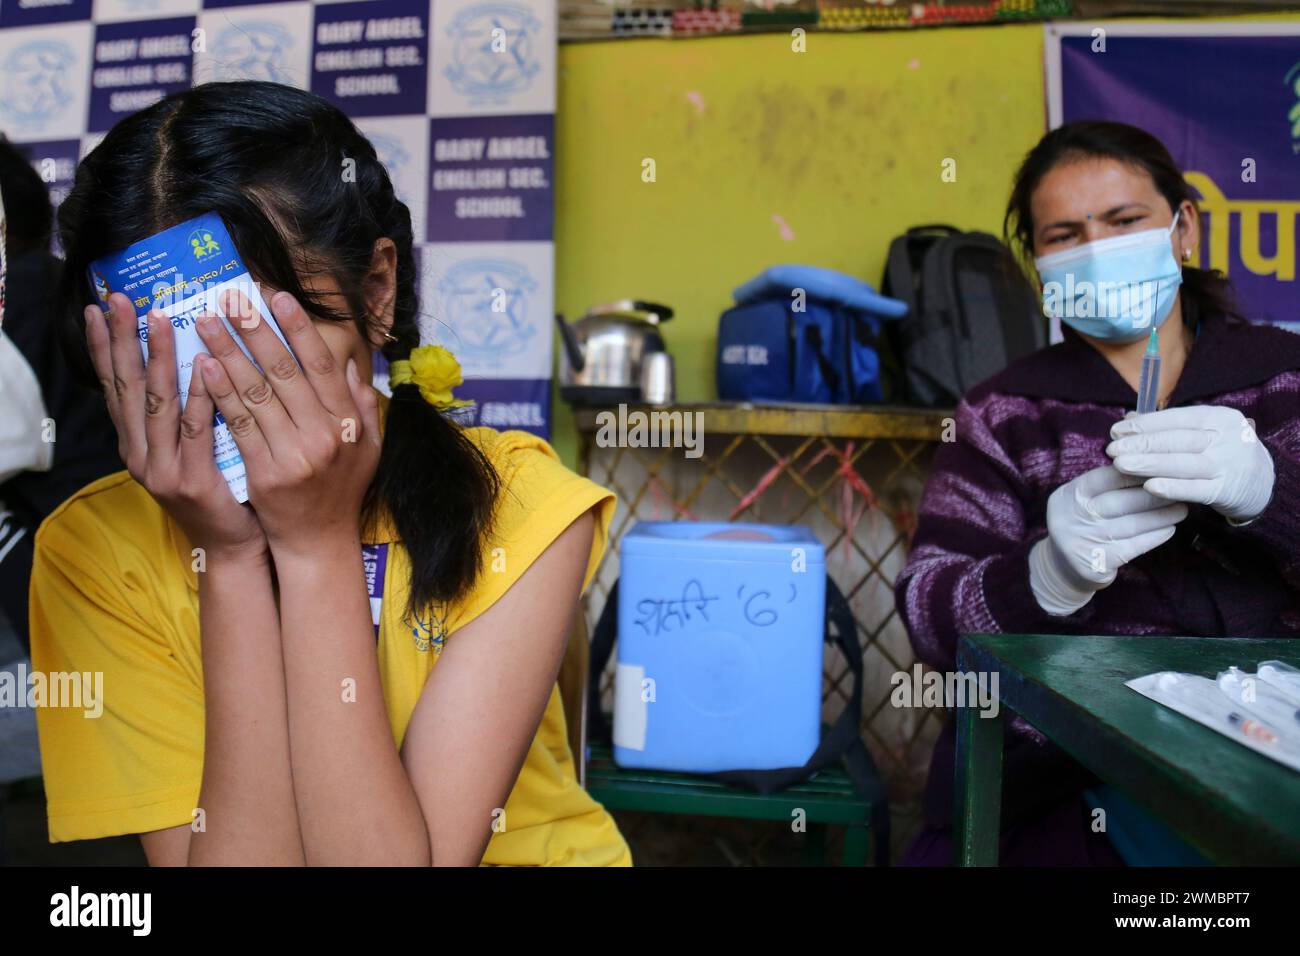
575, 402, 949, 805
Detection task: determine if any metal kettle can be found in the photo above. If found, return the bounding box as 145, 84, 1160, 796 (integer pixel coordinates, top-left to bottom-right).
554, 300, 673, 405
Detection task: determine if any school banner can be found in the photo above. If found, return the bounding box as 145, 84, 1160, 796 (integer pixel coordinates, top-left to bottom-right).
1046, 21, 1300, 333
0, 0, 557, 436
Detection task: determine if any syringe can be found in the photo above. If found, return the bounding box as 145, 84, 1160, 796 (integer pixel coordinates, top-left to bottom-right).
1136, 329, 1161, 415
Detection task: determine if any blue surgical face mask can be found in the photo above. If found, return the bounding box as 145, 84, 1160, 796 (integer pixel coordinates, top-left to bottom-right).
1034, 212, 1183, 343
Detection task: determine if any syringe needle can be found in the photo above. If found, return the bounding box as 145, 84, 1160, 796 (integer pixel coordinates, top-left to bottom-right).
1136, 328, 1161, 415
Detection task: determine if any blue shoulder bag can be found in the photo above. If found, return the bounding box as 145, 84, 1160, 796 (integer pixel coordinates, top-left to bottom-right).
716, 265, 907, 404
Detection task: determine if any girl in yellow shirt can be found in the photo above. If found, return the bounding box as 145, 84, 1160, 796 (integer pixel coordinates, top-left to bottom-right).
31, 80, 631, 867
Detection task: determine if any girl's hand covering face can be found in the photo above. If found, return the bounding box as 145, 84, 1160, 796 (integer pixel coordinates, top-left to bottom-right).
195, 289, 382, 558
84, 291, 267, 558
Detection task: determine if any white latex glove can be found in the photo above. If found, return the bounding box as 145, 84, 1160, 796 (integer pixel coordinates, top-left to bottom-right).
1107, 405, 1275, 524
1029, 464, 1189, 616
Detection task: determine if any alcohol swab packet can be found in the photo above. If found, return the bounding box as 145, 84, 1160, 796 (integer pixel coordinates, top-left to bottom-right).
89, 212, 291, 503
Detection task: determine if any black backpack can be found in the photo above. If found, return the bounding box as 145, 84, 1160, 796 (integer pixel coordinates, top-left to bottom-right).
881, 225, 1045, 407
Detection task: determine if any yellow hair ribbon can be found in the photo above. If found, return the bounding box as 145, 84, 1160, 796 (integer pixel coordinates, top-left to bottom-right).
388, 345, 473, 410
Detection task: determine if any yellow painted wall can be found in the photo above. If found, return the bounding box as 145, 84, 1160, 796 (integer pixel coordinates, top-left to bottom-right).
550, 23, 1049, 462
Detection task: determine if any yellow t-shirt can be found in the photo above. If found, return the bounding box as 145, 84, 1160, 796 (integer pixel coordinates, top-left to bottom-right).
29, 426, 632, 866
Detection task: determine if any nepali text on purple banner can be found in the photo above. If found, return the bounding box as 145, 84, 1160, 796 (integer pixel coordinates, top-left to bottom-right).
1060, 32, 1300, 329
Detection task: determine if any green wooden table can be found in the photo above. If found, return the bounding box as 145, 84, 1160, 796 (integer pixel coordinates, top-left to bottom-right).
954, 634, 1300, 866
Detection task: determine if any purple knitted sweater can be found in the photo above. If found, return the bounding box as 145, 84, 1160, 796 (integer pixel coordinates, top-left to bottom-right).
897, 310, 1300, 675
894, 309, 1300, 850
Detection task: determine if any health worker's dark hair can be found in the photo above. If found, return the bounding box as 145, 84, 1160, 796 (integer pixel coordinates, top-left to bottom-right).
56, 80, 499, 612
1004, 119, 1241, 325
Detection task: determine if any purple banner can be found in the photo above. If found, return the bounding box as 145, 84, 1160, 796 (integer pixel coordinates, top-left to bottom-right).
427, 113, 553, 243
0, 0, 91, 28
451, 377, 550, 438
202, 0, 299, 7
362, 542, 388, 637
311, 0, 428, 118
89, 17, 194, 133
1059, 31, 1300, 329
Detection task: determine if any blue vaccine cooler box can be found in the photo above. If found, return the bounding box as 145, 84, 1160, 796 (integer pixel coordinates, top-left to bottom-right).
613, 521, 826, 773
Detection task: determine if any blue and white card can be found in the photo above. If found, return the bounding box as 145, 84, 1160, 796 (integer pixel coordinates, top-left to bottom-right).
89, 211, 290, 503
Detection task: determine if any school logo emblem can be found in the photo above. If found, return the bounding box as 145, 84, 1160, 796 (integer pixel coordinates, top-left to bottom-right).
434, 258, 537, 362
410, 605, 448, 654
0, 41, 77, 130
443, 4, 542, 104
211, 22, 294, 85
189, 228, 220, 259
